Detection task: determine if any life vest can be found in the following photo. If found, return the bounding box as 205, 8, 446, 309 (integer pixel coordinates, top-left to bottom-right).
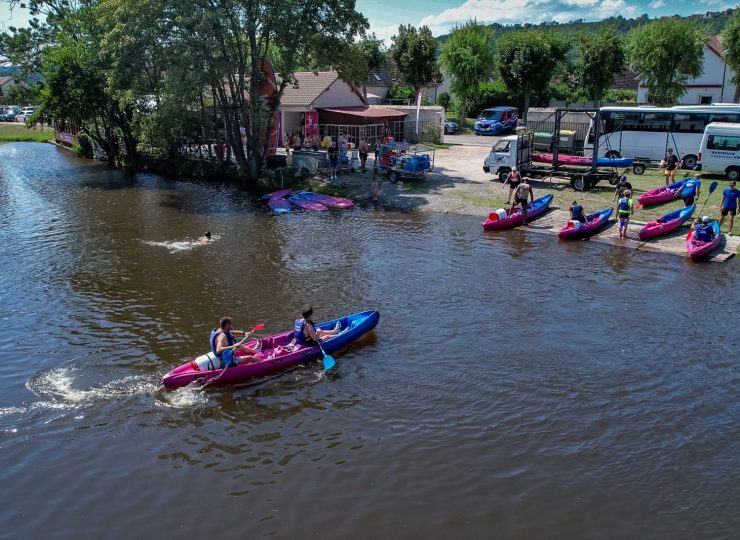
571, 204, 584, 220
618, 197, 631, 214
695, 224, 713, 242
515, 184, 530, 199
210, 328, 235, 358
294, 319, 316, 345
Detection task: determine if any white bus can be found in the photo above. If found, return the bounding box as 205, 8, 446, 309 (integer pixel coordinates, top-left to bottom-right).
584, 105, 740, 169
697, 122, 740, 181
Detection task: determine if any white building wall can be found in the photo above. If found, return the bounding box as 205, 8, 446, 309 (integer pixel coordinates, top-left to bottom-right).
312, 80, 366, 108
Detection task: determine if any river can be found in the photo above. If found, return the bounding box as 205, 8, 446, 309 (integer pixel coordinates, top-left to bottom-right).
1, 142, 738, 539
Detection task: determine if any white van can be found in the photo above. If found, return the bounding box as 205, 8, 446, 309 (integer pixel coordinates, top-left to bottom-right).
698, 122, 740, 181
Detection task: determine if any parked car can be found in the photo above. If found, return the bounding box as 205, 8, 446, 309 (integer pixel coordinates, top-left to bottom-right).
444, 118, 458, 135
2, 110, 18, 122
473, 106, 518, 136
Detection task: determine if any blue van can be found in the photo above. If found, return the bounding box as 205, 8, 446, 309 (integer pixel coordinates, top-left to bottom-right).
474, 107, 518, 135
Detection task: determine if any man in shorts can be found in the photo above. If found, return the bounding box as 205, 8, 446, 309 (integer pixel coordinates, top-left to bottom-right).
504, 166, 522, 204
661, 148, 681, 185
719, 180, 740, 234
327, 141, 339, 180
679, 173, 701, 207
511, 177, 534, 225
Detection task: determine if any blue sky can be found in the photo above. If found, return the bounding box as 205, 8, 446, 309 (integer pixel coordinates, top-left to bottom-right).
2, 0, 736, 44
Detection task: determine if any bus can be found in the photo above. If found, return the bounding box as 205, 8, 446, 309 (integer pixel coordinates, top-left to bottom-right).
584, 105, 740, 169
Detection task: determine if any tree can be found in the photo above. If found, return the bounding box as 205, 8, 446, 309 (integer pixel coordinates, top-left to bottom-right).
440, 21, 495, 123
723, 10, 740, 87
495, 30, 568, 121
574, 26, 625, 103
626, 19, 704, 104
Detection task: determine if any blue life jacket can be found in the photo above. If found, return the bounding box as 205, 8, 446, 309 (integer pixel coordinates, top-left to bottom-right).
618, 197, 631, 213
571, 204, 584, 219
695, 224, 713, 242
294, 319, 316, 345
210, 328, 235, 358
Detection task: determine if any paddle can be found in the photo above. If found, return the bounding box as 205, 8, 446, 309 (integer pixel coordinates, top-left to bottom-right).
686, 181, 718, 240
317, 340, 336, 371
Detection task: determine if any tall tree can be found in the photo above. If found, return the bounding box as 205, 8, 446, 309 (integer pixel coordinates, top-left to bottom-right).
723, 10, 740, 87
439, 21, 495, 122
496, 30, 568, 121
390, 25, 442, 105
574, 26, 625, 103
626, 18, 704, 104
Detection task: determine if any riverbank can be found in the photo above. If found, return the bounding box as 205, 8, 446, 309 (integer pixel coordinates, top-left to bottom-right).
0, 122, 54, 142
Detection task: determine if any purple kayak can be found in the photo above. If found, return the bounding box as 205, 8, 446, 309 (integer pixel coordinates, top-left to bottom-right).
558, 208, 612, 240
269, 197, 291, 214
295, 191, 354, 209
262, 188, 292, 200
638, 204, 695, 240
288, 195, 328, 212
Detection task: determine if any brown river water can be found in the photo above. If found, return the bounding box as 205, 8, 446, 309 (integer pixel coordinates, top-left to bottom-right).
0, 142, 739, 539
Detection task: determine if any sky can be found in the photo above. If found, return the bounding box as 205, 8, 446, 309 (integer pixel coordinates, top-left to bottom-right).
1, 0, 737, 44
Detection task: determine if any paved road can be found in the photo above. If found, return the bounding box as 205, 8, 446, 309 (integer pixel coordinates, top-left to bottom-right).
443, 133, 502, 147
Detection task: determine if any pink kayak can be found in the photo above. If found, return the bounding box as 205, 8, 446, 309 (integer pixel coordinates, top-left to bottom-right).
482, 194, 553, 230
288, 195, 328, 212
294, 191, 354, 209
268, 197, 291, 214
531, 153, 632, 167
637, 179, 687, 206
687, 221, 721, 260
638, 204, 695, 240
262, 188, 292, 200
558, 208, 612, 240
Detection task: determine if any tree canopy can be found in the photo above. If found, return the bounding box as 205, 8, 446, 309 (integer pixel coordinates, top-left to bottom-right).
723, 10, 740, 87
574, 26, 625, 102
390, 25, 442, 94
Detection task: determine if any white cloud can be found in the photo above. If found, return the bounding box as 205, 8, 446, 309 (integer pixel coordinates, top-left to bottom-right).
415, 0, 640, 37
372, 24, 402, 46
648, 0, 665, 7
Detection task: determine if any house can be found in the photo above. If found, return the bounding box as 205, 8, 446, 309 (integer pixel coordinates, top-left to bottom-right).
364, 64, 440, 105
0, 76, 18, 95
636, 35, 738, 104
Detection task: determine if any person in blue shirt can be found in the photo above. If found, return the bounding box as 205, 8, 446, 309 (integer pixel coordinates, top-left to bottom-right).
680, 173, 701, 206
719, 180, 740, 234
693, 216, 716, 242
569, 200, 586, 224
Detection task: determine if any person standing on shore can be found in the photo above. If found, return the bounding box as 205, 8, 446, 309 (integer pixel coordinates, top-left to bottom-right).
511, 177, 534, 225
328, 141, 339, 180
660, 148, 681, 186
719, 180, 740, 234
613, 175, 632, 204
504, 166, 521, 204
359, 137, 369, 171
617, 189, 634, 238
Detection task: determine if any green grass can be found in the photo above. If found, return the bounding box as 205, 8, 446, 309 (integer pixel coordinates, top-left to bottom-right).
0, 123, 54, 142
453, 192, 501, 207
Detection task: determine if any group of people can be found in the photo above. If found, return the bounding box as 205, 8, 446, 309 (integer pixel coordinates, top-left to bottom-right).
210, 308, 341, 368
503, 167, 535, 224
284, 131, 321, 154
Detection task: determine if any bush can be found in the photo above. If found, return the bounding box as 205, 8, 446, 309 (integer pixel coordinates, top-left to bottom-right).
466, 80, 515, 116
72, 133, 94, 158
604, 89, 637, 103
437, 91, 451, 109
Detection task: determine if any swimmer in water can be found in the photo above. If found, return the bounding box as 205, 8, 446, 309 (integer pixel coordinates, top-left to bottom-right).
196, 231, 212, 246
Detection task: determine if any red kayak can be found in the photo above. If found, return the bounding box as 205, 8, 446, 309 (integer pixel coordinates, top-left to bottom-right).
558, 208, 612, 240
687, 221, 721, 260
637, 179, 687, 206
638, 204, 695, 240
482, 194, 553, 231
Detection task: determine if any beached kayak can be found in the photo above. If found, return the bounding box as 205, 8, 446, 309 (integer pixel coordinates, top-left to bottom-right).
261, 188, 292, 200
288, 195, 328, 212
294, 191, 354, 209
687, 221, 721, 261
482, 194, 554, 231
531, 153, 633, 168
558, 207, 612, 240
269, 197, 291, 214
637, 179, 687, 206
162, 310, 380, 389
638, 204, 695, 240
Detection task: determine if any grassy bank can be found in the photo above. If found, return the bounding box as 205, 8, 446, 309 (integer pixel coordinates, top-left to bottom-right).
0, 123, 54, 142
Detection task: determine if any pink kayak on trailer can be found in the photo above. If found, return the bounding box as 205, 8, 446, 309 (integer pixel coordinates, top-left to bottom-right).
294, 191, 354, 209
558, 208, 612, 240
261, 188, 292, 200
482, 194, 553, 231
288, 195, 328, 212
637, 179, 687, 206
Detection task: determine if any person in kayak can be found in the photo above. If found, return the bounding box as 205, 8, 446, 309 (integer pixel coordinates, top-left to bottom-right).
719, 180, 740, 234
613, 175, 632, 203
661, 148, 681, 185
504, 166, 522, 204
693, 216, 716, 242
211, 317, 260, 367
510, 179, 534, 225
679, 173, 701, 207
569, 200, 586, 224
294, 307, 340, 346
617, 189, 634, 238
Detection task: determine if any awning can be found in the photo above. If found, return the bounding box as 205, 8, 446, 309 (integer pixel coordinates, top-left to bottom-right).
317, 106, 407, 118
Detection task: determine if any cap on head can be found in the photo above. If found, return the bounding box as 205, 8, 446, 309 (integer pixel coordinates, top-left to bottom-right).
730, 180, 736, 186
702, 216, 710, 223
667, 148, 674, 153
619, 175, 627, 182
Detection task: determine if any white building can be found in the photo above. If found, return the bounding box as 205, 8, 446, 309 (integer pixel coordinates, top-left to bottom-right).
637, 35, 738, 105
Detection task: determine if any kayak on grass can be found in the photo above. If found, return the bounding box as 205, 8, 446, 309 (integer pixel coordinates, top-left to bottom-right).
482, 194, 554, 231
294, 191, 354, 209
638, 204, 695, 240
637, 179, 687, 206
558, 207, 613, 240
687, 220, 721, 261
269, 197, 291, 214
261, 188, 292, 200
162, 310, 380, 389
288, 195, 329, 212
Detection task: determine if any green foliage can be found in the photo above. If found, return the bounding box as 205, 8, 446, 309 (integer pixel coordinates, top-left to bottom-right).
437, 91, 451, 109
466, 80, 513, 114
723, 11, 740, 86
3, 81, 43, 105
495, 30, 569, 118
390, 25, 442, 93
387, 84, 415, 100
439, 21, 495, 120
626, 18, 705, 104
604, 89, 637, 102
574, 26, 625, 102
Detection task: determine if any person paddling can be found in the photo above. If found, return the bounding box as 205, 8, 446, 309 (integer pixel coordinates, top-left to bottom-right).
569, 200, 586, 224
679, 173, 701, 207
617, 189, 634, 238
211, 317, 260, 367
510, 178, 534, 225
692, 216, 716, 242
294, 307, 340, 347
719, 180, 740, 234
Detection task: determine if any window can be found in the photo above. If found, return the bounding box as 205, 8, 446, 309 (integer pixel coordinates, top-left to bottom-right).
637, 112, 673, 132
673, 113, 708, 133
373, 73, 381, 81
708, 113, 740, 123
494, 140, 511, 152
699, 96, 712, 105
603, 111, 642, 133
706, 134, 740, 151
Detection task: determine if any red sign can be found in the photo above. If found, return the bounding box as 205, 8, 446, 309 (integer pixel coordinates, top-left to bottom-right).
305, 111, 318, 136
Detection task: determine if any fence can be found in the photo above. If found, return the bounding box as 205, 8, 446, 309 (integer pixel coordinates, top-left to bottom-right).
525, 109, 594, 153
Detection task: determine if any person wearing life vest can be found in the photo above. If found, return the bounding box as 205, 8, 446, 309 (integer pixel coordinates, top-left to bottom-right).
294, 307, 340, 347
510, 178, 534, 225
617, 189, 634, 239
210, 316, 260, 368
504, 166, 522, 204
680, 173, 701, 207
693, 216, 715, 242
569, 200, 586, 224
